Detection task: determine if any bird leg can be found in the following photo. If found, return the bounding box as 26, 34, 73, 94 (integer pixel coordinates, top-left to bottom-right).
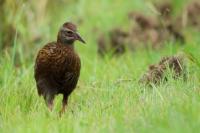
59, 94, 68, 116
44, 93, 55, 111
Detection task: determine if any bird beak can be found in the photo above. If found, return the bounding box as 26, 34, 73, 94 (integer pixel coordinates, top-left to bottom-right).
75, 32, 86, 44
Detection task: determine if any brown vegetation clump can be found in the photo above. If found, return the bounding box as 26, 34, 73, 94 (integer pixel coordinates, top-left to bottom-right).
128, 12, 159, 30
155, 1, 173, 20
97, 33, 108, 56
128, 7, 186, 48
127, 12, 163, 49
155, 2, 185, 44
166, 24, 185, 44
96, 1, 193, 57
109, 28, 129, 55
185, 1, 200, 28
139, 55, 185, 85
97, 28, 129, 57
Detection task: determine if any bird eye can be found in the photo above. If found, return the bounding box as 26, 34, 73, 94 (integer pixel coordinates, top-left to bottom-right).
66, 31, 73, 34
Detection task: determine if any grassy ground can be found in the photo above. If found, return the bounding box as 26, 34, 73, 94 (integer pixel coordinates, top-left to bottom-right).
0, 0, 200, 133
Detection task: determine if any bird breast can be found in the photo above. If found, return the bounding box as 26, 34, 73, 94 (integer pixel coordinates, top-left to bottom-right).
35, 43, 81, 77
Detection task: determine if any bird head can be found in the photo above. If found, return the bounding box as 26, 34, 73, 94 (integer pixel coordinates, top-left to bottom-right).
57, 22, 85, 45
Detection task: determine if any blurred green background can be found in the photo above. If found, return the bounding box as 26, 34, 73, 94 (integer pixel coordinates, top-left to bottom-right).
0, 0, 200, 133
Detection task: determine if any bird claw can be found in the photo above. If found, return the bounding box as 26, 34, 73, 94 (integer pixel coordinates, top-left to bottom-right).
47, 103, 53, 111
59, 109, 65, 117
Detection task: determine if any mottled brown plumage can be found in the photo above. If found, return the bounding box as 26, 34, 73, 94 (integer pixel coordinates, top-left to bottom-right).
34, 22, 85, 114
139, 55, 185, 85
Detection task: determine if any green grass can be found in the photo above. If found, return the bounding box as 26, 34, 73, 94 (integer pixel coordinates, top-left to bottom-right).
0, 0, 200, 133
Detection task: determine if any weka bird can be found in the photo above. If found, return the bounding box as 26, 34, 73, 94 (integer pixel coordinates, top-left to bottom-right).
34, 22, 85, 114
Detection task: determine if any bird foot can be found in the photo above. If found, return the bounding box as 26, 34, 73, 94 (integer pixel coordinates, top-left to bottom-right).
59, 106, 67, 117
48, 103, 53, 111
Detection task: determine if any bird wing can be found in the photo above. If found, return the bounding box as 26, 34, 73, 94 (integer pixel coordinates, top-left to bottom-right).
59, 53, 81, 90
35, 42, 58, 72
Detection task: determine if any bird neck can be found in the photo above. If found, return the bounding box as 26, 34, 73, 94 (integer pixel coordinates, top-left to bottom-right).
57, 39, 75, 50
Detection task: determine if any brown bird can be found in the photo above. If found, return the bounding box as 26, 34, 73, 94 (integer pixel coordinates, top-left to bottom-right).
34, 22, 85, 114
